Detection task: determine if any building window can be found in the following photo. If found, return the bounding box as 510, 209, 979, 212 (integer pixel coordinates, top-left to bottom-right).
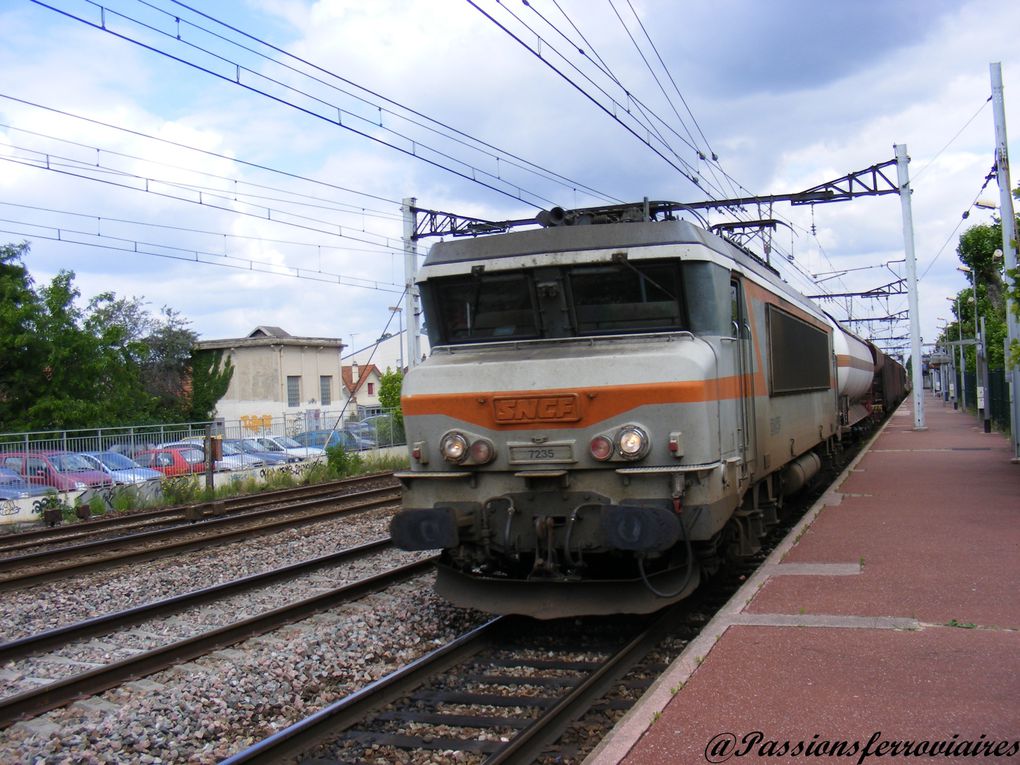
367, 382, 375, 396
320, 375, 332, 406
287, 375, 301, 407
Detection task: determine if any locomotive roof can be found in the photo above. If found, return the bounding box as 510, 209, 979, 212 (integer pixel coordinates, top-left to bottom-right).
422, 218, 816, 315
424, 218, 725, 266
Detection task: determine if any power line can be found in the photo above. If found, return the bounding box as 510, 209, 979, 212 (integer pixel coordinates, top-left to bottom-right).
466, 0, 711, 191
1, 121, 402, 222
32, 0, 614, 208
0, 219, 405, 292
0, 92, 404, 208
165, 0, 618, 206
0, 149, 406, 253
0, 200, 414, 258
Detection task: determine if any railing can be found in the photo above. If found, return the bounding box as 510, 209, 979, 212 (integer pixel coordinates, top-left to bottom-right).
0, 409, 406, 462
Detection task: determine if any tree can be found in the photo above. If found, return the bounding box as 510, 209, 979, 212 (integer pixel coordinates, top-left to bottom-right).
378, 368, 404, 426
0, 240, 220, 432
186, 349, 234, 422
141, 307, 200, 419
0, 243, 46, 430
940, 218, 1012, 372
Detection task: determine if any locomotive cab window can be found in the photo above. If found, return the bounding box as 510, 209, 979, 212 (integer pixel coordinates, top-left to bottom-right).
432, 272, 540, 344
568, 260, 685, 334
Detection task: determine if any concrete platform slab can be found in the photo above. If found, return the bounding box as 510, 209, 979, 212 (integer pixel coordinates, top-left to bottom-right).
588, 395, 1020, 764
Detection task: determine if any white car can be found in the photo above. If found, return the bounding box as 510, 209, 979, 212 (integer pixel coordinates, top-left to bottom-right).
255, 435, 325, 460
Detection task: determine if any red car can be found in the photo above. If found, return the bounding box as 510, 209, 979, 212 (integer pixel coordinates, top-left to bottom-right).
0, 451, 114, 491
133, 447, 206, 476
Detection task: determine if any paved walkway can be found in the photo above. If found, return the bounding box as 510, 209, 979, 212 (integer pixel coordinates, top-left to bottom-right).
588, 392, 1020, 765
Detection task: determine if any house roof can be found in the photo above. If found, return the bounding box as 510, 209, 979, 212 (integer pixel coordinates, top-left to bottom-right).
342, 364, 381, 395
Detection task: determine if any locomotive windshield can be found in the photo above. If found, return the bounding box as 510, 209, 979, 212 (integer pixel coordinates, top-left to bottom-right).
433, 272, 541, 342
426, 259, 691, 345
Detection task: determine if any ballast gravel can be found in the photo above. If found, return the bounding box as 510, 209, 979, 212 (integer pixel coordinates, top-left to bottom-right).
0, 577, 488, 763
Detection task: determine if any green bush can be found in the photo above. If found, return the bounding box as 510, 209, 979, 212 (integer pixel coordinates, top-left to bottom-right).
325, 445, 364, 478
160, 475, 201, 505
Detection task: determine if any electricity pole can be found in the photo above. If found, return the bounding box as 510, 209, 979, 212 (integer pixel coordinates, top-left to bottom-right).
990, 63, 1020, 460
895, 143, 926, 430
402, 197, 422, 368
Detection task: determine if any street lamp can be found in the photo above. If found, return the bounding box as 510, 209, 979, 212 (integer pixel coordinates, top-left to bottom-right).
957, 264, 991, 433
946, 296, 965, 411
936, 318, 952, 403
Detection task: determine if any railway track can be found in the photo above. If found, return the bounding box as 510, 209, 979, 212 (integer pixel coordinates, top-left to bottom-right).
0, 484, 401, 592
221, 600, 713, 764
0, 540, 435, 727
219, 446, 854, 764
0, 472, 398, 557
0, 440, 865, 762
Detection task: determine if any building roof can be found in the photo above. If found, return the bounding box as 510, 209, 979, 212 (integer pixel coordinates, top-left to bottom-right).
247, 326, 291, 338
195, 327, 344, 351
342, 363, 382, 395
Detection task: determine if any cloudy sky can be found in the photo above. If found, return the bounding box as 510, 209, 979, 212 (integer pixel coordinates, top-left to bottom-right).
1, 0, 1017, 367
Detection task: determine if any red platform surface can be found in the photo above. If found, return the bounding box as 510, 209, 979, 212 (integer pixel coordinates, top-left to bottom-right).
588, 395, 1020, 765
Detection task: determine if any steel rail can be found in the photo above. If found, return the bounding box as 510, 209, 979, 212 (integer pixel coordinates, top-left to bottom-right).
0, 472, 396, 554
0, 484, 397, 571
0, 489, 401, 592
485, 605, 687, 764
219, 616, 508, 765
0, 557, 435, 727
0, 537, 393, 662
221, 605, 689, 763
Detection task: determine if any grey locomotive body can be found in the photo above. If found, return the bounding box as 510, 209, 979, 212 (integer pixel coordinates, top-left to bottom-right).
391, 211, 905, 618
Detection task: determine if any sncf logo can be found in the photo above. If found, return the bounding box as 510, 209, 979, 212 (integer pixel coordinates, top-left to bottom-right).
493, 394, 582, 423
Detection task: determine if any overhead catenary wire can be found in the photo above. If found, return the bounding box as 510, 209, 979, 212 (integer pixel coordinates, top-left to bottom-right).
0, 219, 405, 292
0, 200, 415, 259
466, 0, 714, 192
30, 0, 615, 209
0, 92, 404, 209
1, 122, 403, 222
0, 150, 406, 254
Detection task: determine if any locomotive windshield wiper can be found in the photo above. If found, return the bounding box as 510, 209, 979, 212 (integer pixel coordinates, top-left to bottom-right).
610, 252, 678, 303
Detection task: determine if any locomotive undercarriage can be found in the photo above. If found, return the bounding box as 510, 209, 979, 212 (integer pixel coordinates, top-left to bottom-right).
392, 468, 806, 618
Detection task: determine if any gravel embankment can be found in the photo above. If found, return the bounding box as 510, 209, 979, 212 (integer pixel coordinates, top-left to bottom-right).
0, 577, 487, 764
0, 506, 397, 642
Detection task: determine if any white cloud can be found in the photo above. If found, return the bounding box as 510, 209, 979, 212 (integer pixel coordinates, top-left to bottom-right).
0, 0, 1017, 362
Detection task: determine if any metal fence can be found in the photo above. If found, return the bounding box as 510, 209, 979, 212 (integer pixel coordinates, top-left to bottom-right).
0, 408, 406, 462
953, 369, 1011, 433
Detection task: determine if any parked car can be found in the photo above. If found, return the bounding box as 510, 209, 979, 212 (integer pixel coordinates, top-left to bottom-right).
254, 435, 326, 460
133, 447, 205, 477
361, 413, 405, 446
0, 467, 53, 500
341, 421, 378, 449
79, 451, 163, 485
0, 451, 115, 491
292, 429, 373, 452
158, 440, 264, 471
230, 439, 302, 465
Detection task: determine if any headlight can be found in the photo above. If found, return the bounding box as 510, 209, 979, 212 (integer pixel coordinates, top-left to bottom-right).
440, 432, 469, 463
617, 426, 649, 460
75, 481, 88, 490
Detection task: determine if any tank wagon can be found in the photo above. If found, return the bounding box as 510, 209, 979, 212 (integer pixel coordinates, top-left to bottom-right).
391, 202, 907, 618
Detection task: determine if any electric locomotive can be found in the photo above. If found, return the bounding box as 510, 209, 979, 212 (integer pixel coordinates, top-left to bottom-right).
391, 202, 904, 618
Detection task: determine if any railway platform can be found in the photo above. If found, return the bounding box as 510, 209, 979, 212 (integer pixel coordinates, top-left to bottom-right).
588, 392, 1020, 764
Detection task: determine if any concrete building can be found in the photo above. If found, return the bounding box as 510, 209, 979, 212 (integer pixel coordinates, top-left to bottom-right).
194, 326, 347, 428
